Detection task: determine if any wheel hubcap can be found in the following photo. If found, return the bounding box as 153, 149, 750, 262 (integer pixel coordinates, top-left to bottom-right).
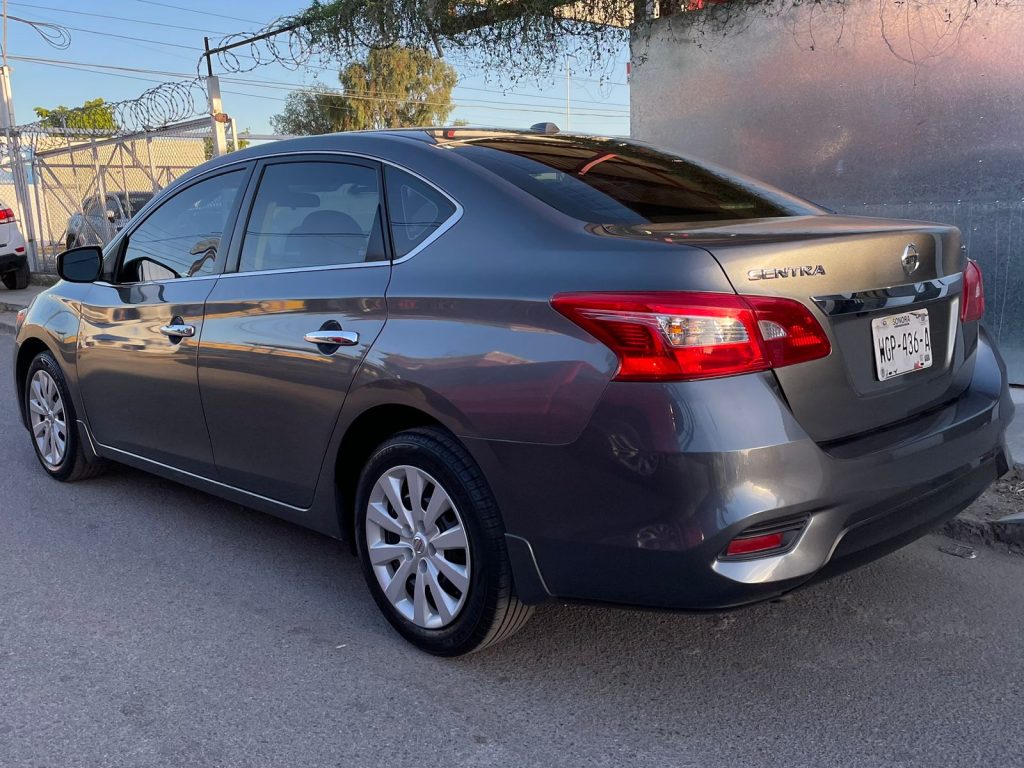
28, 370, 67, 468
365, 465, 471, 629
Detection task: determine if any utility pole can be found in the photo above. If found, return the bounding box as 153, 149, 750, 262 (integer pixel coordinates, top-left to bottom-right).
203, 37, 228, 157
0, 0, 39, 271
199, 24, 302, 157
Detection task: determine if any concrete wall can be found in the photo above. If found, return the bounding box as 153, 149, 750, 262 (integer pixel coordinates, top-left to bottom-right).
631, 0, 1024, 381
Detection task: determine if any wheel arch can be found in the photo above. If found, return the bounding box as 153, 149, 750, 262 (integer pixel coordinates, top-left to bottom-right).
15, 336, 53, 428
334, 403, 449, 543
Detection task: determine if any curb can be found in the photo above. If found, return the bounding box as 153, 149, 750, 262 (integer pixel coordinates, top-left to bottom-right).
30, 273, 59, 287
942, 512, 1024, 553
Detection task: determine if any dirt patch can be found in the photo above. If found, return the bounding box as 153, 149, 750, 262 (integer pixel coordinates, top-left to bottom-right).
943, 465, 1024, 553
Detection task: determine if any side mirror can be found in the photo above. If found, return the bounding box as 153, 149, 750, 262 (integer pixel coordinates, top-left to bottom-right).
58, 245, 103, 283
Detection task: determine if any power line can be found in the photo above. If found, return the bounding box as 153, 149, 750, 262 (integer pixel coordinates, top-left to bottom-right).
220, 83, 629, 118
131, 0, 263, 25
221, 78, 630, 116
9, 55, 630, 116
59, 23, 201, 52
9, 54, 193, 78
8, 1, 236, 35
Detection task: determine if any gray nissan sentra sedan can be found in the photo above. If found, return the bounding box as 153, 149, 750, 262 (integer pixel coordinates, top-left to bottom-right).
12, 128, 1014, 655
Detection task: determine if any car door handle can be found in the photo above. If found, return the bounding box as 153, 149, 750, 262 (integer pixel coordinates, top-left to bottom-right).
160, 323, 195, 338
304, 330, 359, 346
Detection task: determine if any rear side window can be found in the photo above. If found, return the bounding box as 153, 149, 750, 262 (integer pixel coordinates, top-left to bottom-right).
239, 161, 386, 272
384, 167, 456, 258
119, 169, 244, 283
448, 137, 801, 224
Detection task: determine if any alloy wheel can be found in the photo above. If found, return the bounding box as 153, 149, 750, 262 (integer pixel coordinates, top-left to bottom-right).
28, 370, 68, 468
365, 465, 471, 629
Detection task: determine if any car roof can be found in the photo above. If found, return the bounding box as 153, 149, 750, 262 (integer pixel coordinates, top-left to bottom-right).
201, 127, 627, 168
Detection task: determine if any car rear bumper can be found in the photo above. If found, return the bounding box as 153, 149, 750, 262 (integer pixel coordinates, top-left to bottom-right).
0, 251, 26, 272
470, 326, 1014, 610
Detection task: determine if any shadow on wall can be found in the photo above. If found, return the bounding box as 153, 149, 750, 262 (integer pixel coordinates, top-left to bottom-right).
630, 0, 1024, 382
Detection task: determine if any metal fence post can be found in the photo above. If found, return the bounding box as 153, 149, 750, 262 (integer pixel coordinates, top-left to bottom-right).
31, 155, 47, 265
90, 138, 109, 243
0, 64, 39, 271
205, 75, 227, 158
145, 135, 158, 192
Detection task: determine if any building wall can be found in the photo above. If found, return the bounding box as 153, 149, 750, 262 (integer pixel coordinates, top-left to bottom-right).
630, 0, 1024, 381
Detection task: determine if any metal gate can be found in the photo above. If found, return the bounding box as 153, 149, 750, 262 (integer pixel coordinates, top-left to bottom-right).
26, 118, 219, 273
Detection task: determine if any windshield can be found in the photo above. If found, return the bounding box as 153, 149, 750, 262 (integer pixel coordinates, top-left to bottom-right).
122, 192, 155, 216
448, 136, 814, 225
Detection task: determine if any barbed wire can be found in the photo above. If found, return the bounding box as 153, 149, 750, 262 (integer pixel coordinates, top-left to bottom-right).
15, 78, 207, 140
204, 19, 318, 75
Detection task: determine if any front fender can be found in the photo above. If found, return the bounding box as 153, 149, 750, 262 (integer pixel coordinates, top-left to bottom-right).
14, 284, 88, 432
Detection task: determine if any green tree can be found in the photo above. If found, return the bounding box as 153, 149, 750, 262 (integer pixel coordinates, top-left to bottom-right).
270, 85, 350, 135
271, 46, 457, 135
33, 98, 117, 135
203, 129, 252, 161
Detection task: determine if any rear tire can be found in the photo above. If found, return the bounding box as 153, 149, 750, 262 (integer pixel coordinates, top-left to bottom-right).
355, 427, 533, 656
24, 351, 107, 482
1, 261, 29, 290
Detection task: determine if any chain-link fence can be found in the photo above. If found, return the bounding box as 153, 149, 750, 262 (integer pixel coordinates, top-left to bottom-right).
0, 117, 279, 274
26, 118, 216, 273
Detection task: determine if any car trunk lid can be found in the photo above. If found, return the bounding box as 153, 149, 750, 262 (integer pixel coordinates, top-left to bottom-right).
605, 215, 971, 442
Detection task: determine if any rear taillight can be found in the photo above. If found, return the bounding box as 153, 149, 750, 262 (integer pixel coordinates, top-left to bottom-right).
0, 208, 14, 223
551, 291, 831, 382
961, 259, 985, 323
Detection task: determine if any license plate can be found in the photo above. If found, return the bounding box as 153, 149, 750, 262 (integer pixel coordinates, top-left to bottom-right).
871, 309, 933, 381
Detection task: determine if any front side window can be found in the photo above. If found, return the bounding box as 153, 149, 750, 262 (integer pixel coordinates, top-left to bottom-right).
118, 169, 244, 283
384, 167, 456, 258
238, 161, 386, 272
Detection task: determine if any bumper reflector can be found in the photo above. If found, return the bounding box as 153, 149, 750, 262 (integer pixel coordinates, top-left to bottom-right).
725, 532, 785, 557
721, 514, 810, 560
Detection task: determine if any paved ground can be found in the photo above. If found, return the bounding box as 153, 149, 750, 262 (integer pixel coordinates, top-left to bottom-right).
1, 334, 1023, 768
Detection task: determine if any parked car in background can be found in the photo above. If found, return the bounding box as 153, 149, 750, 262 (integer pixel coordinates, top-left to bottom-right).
13, 128, 1014, 655
65, 190, 155, 249
0, 201, 29, 290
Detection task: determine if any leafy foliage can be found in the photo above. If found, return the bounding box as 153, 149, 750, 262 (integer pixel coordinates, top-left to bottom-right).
271, 46, 457, 134
33, 98, 117, 135
293, 0, 631, 84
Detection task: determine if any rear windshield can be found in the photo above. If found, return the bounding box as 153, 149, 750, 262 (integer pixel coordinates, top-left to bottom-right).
448, 137, 804, 225
122, 193, 154, 215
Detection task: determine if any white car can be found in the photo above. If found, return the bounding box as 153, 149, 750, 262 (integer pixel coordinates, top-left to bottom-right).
0, 202, 28, 290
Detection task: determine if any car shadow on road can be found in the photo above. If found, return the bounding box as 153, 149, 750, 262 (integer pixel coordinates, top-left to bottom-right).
9, 448, 1017, 766
79, 460, 970, 664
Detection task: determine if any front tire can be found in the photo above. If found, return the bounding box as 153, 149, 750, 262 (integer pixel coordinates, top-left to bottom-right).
24, 352, 106, 481
355, 427, 532, 656
1, 261, 29, 290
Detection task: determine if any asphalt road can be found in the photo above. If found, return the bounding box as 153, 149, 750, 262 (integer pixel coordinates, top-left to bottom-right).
1, 334, 1022, 768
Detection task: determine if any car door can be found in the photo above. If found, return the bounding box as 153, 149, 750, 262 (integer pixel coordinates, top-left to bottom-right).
197, 155, 391, 508
76, 165, 251, 476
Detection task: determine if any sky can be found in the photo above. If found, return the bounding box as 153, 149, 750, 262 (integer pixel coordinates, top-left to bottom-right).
1, 0, 631, 137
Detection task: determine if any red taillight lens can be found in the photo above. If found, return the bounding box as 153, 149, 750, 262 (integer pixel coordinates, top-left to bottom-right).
0, 208, 14, 222
552, 291, 831, 382
961, 259, 985, 323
